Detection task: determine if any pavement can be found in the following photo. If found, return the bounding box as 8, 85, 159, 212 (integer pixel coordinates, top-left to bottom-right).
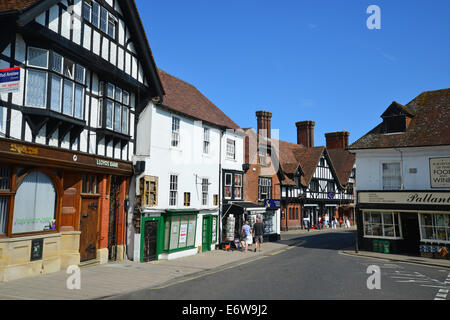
0, 226, 448, 300
0, 240, 288, 300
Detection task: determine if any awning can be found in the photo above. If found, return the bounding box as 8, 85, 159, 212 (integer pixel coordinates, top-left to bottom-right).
222, 201, 267, 217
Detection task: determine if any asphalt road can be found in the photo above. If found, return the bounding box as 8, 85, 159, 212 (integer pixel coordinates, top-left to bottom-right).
109, 230, 450, 300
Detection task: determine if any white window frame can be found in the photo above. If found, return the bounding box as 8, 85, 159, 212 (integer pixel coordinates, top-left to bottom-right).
418, 212, 450, 244
25, 69, 48, 109
362, 210, 403, 240
226, 139, 235, 160
169, 174, 178, 207
382, 162, 402, 191
258, 177, 272, 201
27, 47, 49, 69
203, 127, 210, 154
202, 178, 209, 206
171, 116, 180, 148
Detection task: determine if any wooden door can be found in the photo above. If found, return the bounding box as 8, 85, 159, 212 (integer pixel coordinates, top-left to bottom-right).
79, 198, 99, 262
202, 216, 212, 252
143, 220, 158, 262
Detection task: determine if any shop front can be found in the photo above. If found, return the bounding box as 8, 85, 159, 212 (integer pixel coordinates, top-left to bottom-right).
138, 210, 219, 262
0, 138, 132, 282
221, 201, 279, 248
357, 191, 450, 259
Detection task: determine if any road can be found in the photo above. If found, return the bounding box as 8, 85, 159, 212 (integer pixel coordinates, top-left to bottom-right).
108, 230, 450, 300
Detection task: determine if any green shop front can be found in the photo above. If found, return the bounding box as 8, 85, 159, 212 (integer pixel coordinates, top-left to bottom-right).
140, 211, 218, 262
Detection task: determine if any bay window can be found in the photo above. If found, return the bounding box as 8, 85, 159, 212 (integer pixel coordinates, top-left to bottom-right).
25, 47, 86, 120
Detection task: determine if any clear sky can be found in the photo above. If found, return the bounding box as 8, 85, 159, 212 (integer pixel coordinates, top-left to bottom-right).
135, 0, 450, 146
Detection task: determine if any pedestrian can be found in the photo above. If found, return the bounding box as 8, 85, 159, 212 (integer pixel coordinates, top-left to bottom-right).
318, 217, 323, 230
331, 218, 337, 229
253, 218, 264, 252
241, 221, 252, 252
304, 217, 310, 232
339, 217, 343, 228
345, 218, 351, 228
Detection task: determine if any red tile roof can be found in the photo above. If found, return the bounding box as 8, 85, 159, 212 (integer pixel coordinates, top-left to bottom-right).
158, 69, 239, 130
350, 88, 450, 150
0, 0, 38, 13
327, 148, 355, 187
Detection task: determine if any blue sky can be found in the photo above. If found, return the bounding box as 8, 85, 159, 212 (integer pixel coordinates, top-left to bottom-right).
135, 0, 450, 146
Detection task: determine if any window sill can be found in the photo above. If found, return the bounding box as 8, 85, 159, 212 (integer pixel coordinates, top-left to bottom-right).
0, 231, 63, 243
363, 235, 403, 240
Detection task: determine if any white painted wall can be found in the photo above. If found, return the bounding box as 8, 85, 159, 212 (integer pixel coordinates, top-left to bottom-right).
353, 146, 450, 191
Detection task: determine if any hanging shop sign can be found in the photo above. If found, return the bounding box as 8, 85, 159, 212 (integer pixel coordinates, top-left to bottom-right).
0, 67, 20, 94
430, 158, 450, 188
358, 191, 450, 206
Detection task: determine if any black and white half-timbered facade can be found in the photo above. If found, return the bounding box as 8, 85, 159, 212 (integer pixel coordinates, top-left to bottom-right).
279, 127, 356, 230
0, 0, 163, 282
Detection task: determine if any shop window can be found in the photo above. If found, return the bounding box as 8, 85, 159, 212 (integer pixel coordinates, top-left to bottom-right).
295, 208, 299, 220
139, 176, 158, 207
164, 214, 197, 252
82, 175, 99, 194
12, 172, 57, 234
420, 213, 450, 243
363, 211, 402, 239
382, 163, 401, 190
184, 192, 191, 207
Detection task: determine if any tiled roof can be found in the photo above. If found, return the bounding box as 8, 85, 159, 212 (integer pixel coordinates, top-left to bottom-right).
350, 88, 450, 150
292, 147, 325, 187
158, 69, 239, 130
327, 148, 355, 187
0, 0, 38, 13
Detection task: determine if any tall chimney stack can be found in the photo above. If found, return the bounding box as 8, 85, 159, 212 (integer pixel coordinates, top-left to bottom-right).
256, 111, 272, 140
325, 131, 350, 149
296, 121, 315, 148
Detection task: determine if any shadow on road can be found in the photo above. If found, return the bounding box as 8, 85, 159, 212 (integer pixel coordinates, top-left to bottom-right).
278, 230, 357, 251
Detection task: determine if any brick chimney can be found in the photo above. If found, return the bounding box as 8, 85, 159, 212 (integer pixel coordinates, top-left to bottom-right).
256, 111, 272, 139
325, 131, 350, 149
296, 121, 315, 148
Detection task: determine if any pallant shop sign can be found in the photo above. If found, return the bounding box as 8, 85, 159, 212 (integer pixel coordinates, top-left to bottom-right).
430, 157, 450, 188
359, 191, 450, 206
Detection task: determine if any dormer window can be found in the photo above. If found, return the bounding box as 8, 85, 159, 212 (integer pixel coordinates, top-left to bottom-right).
381, 102, 414, 134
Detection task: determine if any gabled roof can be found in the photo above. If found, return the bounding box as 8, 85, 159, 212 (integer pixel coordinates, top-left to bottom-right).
327, 148, 355, 187
158, 69, 239, 130
292, 147, 325, 187
350, 89, 450, 150
381, 101, 415, 118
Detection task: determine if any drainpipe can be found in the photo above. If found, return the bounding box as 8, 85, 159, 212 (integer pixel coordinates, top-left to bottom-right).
218, 129, 223, 247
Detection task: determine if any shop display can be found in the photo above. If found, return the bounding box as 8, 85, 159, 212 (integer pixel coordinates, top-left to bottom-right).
225, 214, 235, 241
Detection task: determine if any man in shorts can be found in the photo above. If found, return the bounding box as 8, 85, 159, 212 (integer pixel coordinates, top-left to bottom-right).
253, 218, 264, 252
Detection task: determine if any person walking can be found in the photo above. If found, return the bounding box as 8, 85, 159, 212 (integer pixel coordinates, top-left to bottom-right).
253, 218, 264, 252
241, 221, 252, 252
339, 217, 343, 228
304, 216, 310, 232
331, 218, 337, 229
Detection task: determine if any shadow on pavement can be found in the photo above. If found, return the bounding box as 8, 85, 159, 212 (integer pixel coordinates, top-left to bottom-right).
278, 230, 357, 251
